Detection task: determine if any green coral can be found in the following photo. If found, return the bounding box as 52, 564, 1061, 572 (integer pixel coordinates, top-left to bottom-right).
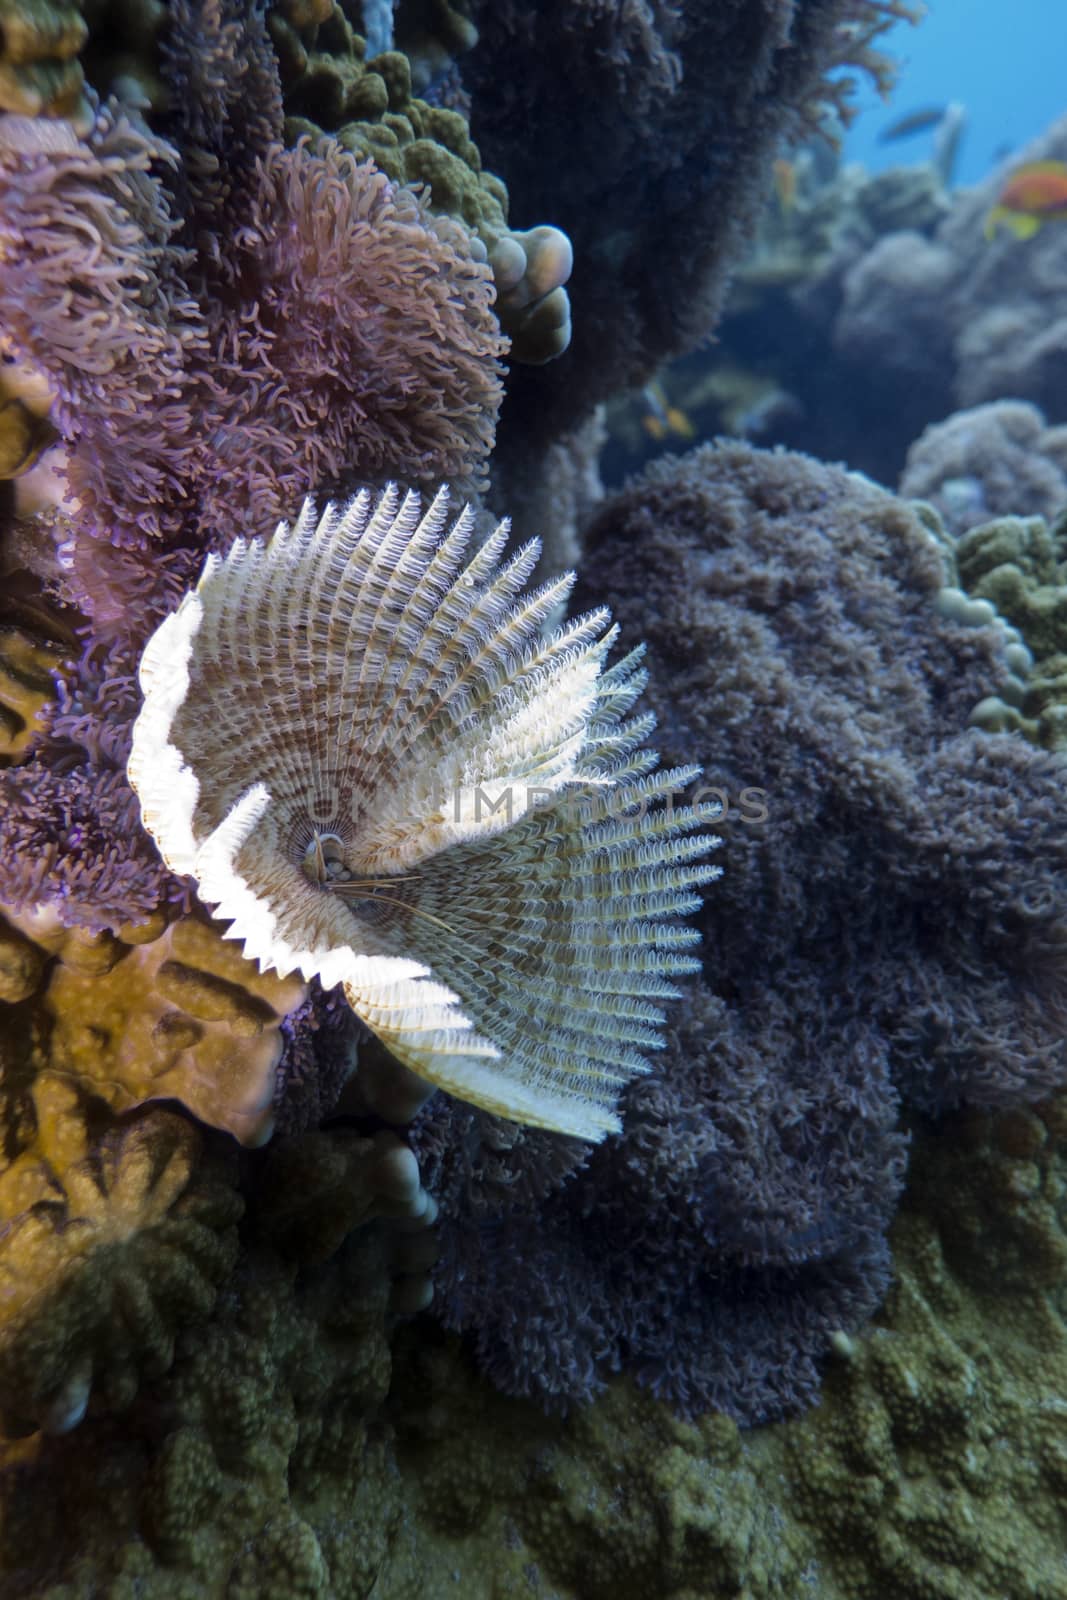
954, 510, 1067, 749
0, 1100, 242, 1437
0, 1101, 1065, 1595
270, 2, 508, 240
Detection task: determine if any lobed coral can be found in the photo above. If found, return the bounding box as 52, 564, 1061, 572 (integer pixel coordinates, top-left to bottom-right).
953, 507, 1067, 752
0, 0, 89, 122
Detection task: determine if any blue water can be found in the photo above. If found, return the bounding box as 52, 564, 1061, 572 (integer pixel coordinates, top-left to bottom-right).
842, 0, 1066, 187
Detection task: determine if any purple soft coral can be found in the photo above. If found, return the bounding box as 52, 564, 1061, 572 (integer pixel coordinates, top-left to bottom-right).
0, 0, 505, 934
412, 441, 1067, 1423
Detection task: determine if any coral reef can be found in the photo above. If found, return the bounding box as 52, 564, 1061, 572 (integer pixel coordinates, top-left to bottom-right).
1, 1098, 1065, 1598
272, 11, 507, 237
605, 147, 955, 487
400, 1105, 1067, 1600
900, 400, 1067, 538
461, 0, 915, 496
0, 635, 194, 929
0, 1095, 243, 1438
408, 441, 1067, 1419
0, 905, 308, 1143
0, 870, 438, 1444
0, 618, 63, 761
0, 1199, 417, 1594
838, 113, 1067, 427
3, 0, 1067, 1589
271, 4, 574, 365
577, 443, 1067, 1118
0, 0, 506, 939
688, 111, 1067, 486
0, 96, 504, 559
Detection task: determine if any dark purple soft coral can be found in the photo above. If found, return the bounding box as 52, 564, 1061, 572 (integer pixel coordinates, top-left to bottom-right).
412, 442, 1067, 1423
0, 637, 191, 930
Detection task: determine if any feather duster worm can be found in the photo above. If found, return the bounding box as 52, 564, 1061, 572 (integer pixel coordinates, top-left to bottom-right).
127, 486, 719, 1140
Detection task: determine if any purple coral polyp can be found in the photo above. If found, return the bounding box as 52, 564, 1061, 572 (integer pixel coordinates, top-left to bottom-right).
412, 442, 1067, 1423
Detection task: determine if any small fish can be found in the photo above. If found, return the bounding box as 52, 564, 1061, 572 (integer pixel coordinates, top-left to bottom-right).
640, 381, 695, 443
772, 155, 797, 212
984, 159, 1067, 240
878, 105, 947, 143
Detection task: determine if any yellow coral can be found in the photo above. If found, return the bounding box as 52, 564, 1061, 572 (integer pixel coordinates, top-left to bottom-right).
5, 906, 306, 1143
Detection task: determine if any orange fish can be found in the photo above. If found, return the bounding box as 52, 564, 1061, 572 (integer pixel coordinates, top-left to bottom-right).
985, 160, 1067, 240
640, 381, 695, 443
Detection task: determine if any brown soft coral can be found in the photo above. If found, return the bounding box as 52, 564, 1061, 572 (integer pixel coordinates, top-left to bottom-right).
4, 907, 307, 1144
0, 0, 89, 122
0, 1102, 241, 1437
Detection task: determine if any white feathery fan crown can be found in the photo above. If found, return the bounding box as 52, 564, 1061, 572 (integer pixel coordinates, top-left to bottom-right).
127, 485, 721, 1141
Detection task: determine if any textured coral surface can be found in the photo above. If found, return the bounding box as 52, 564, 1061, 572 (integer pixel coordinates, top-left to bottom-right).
0, 1102, 1064, 1599
406, 443, 1067, 1423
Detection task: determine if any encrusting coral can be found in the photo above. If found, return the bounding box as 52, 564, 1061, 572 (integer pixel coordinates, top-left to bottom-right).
4, 906, 308, 1144
952, 507, 1067, 752
127, 484, 720, 1141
